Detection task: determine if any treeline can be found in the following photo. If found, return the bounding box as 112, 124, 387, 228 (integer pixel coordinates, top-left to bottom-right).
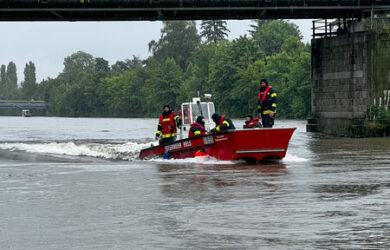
0, 20, 311, 118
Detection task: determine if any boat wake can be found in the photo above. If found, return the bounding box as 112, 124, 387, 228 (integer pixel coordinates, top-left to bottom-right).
0, 141, 154, 161
147, 156, 237, 165
0, 141, 308, 164
282, 153, 308, 162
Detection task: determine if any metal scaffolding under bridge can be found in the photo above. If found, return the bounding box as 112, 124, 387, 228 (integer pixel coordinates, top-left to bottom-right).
0, 100, 46, 109
0, 0, 389, 21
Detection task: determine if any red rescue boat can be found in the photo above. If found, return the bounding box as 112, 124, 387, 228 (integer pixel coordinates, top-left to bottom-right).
139, 95, 295, 162
140, 128, 295, 162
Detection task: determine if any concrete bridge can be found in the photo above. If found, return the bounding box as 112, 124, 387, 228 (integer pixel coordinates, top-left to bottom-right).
307, 17, 390, 136
0, 100, 46, 109
0, 0, 389, 21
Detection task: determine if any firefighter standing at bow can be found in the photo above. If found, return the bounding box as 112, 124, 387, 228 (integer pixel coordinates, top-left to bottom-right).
257, 78, 277, 128
155, 104, 177, 145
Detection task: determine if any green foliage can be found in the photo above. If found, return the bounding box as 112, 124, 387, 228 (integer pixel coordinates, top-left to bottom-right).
111, 56, 143, 76
200, 20, 230, 44
0, 64, 6, 99
367, 105, 390, 127
365, 105, 390, 136
1, 20, 311, 119
4, 62, 18, 99
21, 61, 38, 100
61, 51, 95, 84
144, 58, 184, 115
148, 21, 200, 69
251, 20, 302, 56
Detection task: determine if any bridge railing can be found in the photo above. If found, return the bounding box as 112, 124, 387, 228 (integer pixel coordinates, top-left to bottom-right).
0, 100, 46, 109
370, 16, 390, 29
312, 19, 356, 39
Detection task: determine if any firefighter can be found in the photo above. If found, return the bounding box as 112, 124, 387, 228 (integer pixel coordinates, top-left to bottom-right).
210, 113, 235, 133
155, 104, 177, 145
257, 78, 277, 128
189, 115, 206, 138
243, 114, 262, 129
174, 110, 182, 130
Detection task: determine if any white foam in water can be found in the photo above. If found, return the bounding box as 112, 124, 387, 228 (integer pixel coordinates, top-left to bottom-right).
0, 142, 307, 164
282, 153, 308, 163
147, 156, 237, 165
0, 141, 154, 161
0, 142, 238, 164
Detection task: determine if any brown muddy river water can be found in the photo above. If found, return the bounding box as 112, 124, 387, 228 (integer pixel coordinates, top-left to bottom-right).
0, 117, 389, 249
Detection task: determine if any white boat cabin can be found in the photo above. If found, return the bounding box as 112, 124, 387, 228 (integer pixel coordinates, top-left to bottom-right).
179, 95, 215, 139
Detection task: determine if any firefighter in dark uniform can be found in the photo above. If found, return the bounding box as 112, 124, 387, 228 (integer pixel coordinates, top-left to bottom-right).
257, 78, 277, 128
243, 114, 262, 129
210, 113, 235, 133
189, 115, 206, 138
155, 104, 177, 145
174, 110, 182, 130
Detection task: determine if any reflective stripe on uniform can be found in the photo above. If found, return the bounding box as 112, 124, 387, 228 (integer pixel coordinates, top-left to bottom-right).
194, 131, 201, 135
223, 121, 230, 127
272, 103, 277, 107
162, 133, 177, 138
263, 110, 276, 115
270, 93, 277, 98
163, 118, 171, 122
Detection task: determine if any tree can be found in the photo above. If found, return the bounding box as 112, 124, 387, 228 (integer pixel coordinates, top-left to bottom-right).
251, 20, 302, 56
61, 51, 95, 84
99, 69, 146, 117
208, 36, 263, 116
35, 77, 62, 114
4, 62, 18, 99
248, 20, 271, 37
200, 20, 230, 44
148, 21, 200, 69
21, 61, 37, 100
111, 56, 143, 75
95, 57, 110, 75
261, 36, 311, 118
0, 64, 6, 98
144, 58, 184, 115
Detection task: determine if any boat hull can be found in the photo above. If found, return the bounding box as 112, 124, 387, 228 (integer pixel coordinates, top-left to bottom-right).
139, 128, 295, 162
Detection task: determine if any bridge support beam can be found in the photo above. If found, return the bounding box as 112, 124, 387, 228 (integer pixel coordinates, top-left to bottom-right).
309, 20, 390, 136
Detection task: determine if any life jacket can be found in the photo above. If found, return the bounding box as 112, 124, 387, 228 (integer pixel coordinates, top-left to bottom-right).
195, 150, 206, 157
243, 118, 261, 128
257, 86, 272, 104
159, 112, 176, 136
189, 122, 205, 138
219, 115, 225, 125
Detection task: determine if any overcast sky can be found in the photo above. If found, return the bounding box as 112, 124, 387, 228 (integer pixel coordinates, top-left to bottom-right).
0, 20, 312, 82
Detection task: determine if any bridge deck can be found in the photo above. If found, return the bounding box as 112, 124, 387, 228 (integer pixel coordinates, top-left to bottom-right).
0, 1, 389, 21
0, 100, 46, 109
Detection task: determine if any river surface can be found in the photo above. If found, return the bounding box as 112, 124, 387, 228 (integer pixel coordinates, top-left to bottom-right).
0, 117, 389, 249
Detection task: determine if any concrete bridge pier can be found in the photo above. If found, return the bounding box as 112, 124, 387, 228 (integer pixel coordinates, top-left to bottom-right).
308, 18, 390, 136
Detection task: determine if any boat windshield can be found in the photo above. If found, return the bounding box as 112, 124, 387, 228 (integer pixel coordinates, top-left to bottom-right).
181, 102, 215, 126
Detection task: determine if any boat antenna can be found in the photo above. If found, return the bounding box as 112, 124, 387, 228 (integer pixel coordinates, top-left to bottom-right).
196, 92, 203, 116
